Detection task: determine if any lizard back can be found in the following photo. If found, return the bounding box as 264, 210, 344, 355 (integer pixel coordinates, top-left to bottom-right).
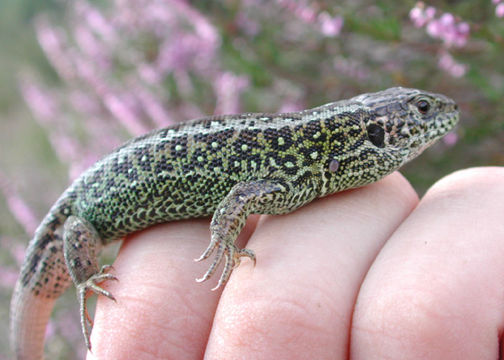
67, 102, 370, 242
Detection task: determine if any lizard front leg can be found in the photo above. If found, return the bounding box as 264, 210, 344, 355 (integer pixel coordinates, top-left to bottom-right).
195, 179, 289, 290
63, 216, 118, 350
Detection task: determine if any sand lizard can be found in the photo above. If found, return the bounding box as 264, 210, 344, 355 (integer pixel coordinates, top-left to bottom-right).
10, 87, 459, 359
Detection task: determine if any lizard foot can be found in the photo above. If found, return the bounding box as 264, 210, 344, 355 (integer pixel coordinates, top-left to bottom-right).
76, 264, 118, 351
195, 241, 255, 291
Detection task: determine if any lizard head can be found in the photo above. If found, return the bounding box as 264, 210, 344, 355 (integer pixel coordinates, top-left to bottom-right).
354, 87, 459, 164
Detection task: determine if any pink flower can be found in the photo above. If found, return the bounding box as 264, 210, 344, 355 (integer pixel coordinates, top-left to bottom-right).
426, 18, 441, 37
275, 0, 318, 24
74, 24, 110, 68
426, 13, 469, 47
26, 0, 252, 181
439, 12, 455, 27
410, 4, 470, 48
438, 51, 468, 77
333, 56, 370, 80
297, 6, 316, 23
409, 7, 423, 27
75, 0, 117, 43
103, 94, 149, 136
425, 6, 436, 19
0, 266, 21, 288
20, 81, 59, 122
496, 3, 504, 17
138, 63, 162, 84
0, 173, 39, 235
135, 87, 174, 127
318, 12, 343, 37
443, 132, 458, 146
409, 4, 436, 28
409, 4, 469, 77
35, 18, 75, 81
213, 72, 249, 115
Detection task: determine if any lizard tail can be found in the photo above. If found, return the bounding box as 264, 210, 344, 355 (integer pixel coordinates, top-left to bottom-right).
10, 206, 73, 359
10, 283, 57, 360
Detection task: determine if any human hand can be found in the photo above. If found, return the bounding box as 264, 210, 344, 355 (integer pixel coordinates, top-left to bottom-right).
87, 167, 504, 360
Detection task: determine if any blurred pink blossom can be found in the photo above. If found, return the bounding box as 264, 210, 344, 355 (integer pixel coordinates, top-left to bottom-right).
135, 87, 173, 127
333, 56, 370, 80
24, 0, 243, 183
137, 63, 162, 85
438, 51, 468, 78
2, 236, 26, 265
274, 0, 343, 37
409, 5, 436, 27
277, 0, 317, 23
34, 0, 226, 122
103, 94, 149, 136
20, 80, 59, 122
425, 13, 469, 47
0, 173, 38, 235
317, 12, 344, 37
75, 0, 117, 43
496, 3, 504, 17
72, 55, 108, 97
410, 3, 469, 47
214, 72, 249, 115
69, 91, 100, 115
74, 24, 110, 69
409, 2, 469, 78
442, 132, 458, 147
68, 90, 123, 164
20, 80, 96, 176
35, 18, 75, 81
21, 82, 72, 155
0, 267, 19, 288
156, 36, 202, 73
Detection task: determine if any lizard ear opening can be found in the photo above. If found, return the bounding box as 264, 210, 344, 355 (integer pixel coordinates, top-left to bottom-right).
367, 124, 385, 148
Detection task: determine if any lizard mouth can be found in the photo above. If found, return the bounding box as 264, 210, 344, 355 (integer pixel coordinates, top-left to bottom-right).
404, 109, 459, 159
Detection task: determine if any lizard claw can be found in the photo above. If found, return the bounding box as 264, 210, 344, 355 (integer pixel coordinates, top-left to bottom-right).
76, 265, 118, 350
196, 240, 255, 290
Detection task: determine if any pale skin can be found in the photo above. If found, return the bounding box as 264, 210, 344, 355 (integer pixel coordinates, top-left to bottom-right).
86, 167, 504, 360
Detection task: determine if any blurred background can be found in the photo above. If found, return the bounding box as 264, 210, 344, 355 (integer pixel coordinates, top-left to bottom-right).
0, 0, 502, 358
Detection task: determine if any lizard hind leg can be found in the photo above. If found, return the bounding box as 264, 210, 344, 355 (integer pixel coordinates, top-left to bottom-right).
63, 216, 118, 351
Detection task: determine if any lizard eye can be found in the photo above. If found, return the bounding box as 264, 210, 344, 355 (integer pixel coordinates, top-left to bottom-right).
416, 99, 431, 114
367, 124, 385, 148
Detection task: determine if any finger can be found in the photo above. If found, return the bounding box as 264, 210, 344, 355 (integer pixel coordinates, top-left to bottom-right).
351, 167, 504, 360
87, 216, 258, 360
205, 172, 419, 359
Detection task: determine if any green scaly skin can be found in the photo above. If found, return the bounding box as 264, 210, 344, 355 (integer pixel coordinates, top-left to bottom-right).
10, 87, 459, 359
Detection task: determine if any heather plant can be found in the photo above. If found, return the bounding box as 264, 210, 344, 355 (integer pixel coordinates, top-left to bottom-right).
1, 1, 503, 358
